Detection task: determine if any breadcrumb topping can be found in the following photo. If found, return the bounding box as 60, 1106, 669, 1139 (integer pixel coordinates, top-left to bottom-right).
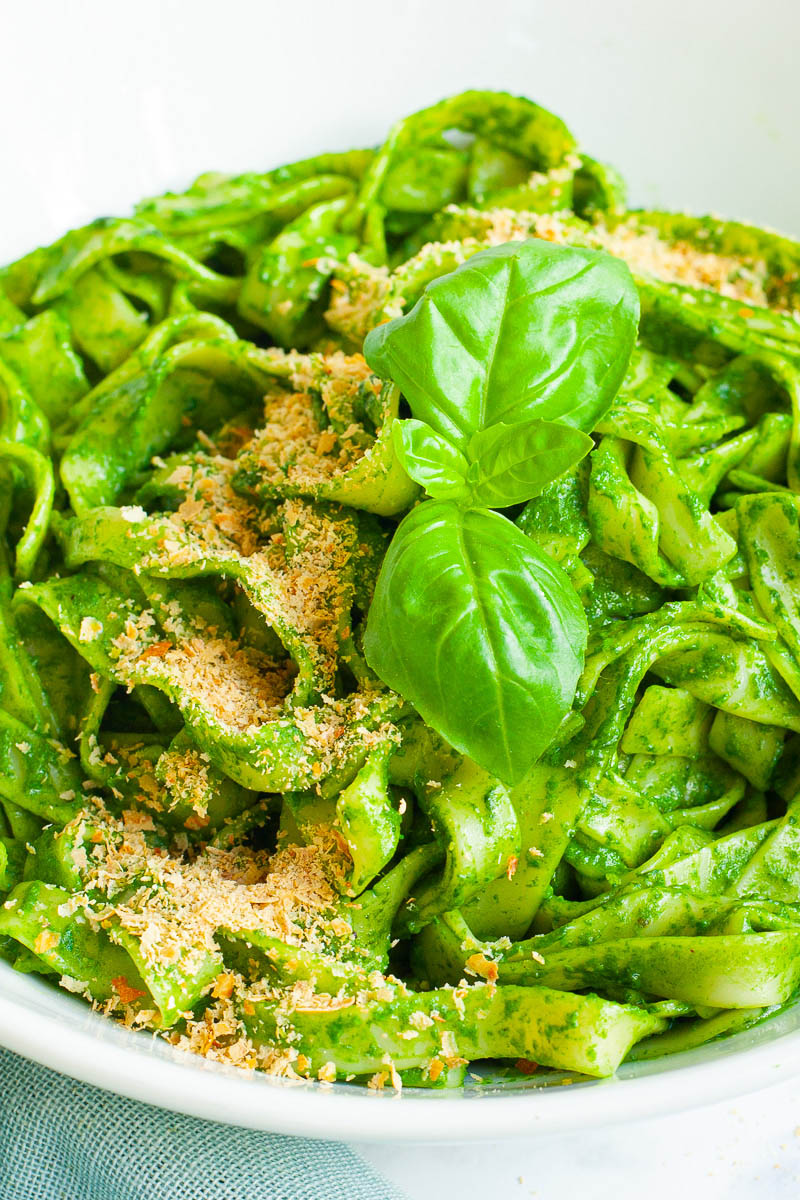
158, 746, 212, 820
76, 804, 347, 973
593, 218, 771, 306
324, 254, 400, 340
238, 350, 382, 496
435, 205, 775, 307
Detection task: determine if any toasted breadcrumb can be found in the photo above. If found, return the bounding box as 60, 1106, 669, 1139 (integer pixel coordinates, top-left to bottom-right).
435, 204, 777, 307
464, 953, 499, 984
324, 254, 400, 339
243, 351, 381, 490
33, 930, 59, 954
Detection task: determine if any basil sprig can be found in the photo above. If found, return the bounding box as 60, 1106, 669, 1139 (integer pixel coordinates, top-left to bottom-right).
393, 417, 593, 508
364, 240, 638, 784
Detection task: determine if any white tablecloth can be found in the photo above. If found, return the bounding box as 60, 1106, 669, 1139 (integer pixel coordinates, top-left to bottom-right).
356, 1076, 800, 1198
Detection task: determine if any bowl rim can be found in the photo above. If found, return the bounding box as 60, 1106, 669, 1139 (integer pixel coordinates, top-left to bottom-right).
2, 962, 799, 1141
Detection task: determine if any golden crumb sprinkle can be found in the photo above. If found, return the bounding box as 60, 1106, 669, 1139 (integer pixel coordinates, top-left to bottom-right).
113, 625, 293, 734
79, 616, 103, 643
71, 804, 348, 984
330, 255, 396, 327
245, 360, 378, 490
427, 1057, 444, 1083
111, 975, 149, 1004
317, 1061, 337, 1083
33, 930, 59, 955
438, 205, 776, 309
158, 746, 212, 819
464, 953, 499, 984
593, 219, 771, 305
211, 972, 237, 1000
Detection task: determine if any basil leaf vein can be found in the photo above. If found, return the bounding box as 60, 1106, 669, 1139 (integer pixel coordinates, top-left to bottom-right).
392, 419, 469, 501
365, 239, 639, 450
465, 420, 593, 508
363, 500, 588, 784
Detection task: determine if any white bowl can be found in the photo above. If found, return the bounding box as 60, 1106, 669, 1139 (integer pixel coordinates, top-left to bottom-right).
3, 963, 800, 1140
1, 0, 799, 1140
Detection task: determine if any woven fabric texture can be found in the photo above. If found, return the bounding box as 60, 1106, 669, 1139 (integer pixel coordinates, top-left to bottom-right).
0, 1048, 405, 1200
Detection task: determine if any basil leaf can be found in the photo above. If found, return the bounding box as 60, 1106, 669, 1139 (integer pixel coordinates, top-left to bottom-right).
392, 419, 469, 501
465, 420, 593, 508
363, 500, 587, 784
364, 239, 638, 451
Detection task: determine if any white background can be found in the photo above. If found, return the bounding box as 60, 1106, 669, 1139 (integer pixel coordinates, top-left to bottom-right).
2, 0, 799, 261
3, 0, 800, 1195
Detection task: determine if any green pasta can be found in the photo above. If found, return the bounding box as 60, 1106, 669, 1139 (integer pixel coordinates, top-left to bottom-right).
2, 89, 800, 1091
